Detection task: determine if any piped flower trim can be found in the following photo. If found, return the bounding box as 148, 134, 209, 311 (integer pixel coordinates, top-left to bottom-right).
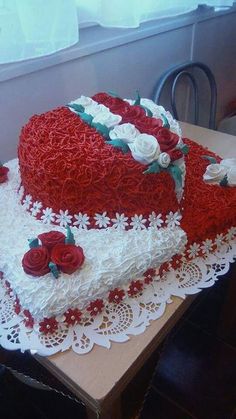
2, 225, 235, 335
68, 94, 187, 195
19, 195, 182, 231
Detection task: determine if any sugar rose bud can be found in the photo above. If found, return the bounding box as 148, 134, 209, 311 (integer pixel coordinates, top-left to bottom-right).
158, 152, 171, 168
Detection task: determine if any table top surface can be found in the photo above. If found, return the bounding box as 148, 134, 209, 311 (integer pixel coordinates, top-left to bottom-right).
35, 122, 236, 411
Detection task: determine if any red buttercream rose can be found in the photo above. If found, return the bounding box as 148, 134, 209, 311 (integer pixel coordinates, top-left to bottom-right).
154, 128, 179, 152
119, 105, 146, 123
92, 92, 128, 114
0, 166, 9, 183
135, 117, 163, 134
169, 149, 183, 161
51, 244, 84, 274
38, 231, 66, 253
22, 247, 50, 277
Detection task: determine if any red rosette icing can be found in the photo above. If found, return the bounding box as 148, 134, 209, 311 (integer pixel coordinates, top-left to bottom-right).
0, 166, 9, 183
22, 247, 50, 277
51, 243, 84, 274
181, 138, 236, 244
135, 116, 163, 134
154, 127, 179, 152
38, 231, 66, 253
18, 106, 179, 219
92, 92, 128, 114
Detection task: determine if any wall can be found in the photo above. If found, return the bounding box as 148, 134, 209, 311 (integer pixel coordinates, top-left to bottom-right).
0, 8, 235, 162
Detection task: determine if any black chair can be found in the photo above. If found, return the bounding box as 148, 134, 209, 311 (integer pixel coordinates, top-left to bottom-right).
152, 61, 217, 130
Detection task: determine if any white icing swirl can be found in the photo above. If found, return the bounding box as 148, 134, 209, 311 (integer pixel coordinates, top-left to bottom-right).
203, 164, 227, 183
109, 123, 140, 144
128, 134, 161, 165
158, 152, 171, 168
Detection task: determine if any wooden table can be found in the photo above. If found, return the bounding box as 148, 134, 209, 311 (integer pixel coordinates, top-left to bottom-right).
35, 123, 236, 419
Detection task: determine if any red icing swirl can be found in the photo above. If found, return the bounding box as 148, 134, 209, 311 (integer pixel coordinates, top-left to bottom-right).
18, 106, 179, 219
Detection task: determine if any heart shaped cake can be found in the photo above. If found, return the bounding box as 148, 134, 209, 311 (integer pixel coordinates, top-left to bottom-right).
0, 92, 235, 336
18, 93, 185, 228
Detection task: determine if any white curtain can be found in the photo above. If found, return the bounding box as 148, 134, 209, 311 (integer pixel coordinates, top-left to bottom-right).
0, 0, 234, 64
77, 0, 235, 28
0, 0, 78, 64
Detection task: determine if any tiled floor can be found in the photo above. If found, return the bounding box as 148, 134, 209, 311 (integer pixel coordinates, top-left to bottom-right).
1, 266, 235, 419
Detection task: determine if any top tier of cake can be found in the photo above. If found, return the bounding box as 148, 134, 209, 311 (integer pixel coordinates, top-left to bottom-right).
18, 93, 187, 229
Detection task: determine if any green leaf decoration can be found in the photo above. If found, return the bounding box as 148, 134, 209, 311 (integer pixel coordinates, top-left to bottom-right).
140, 105, 153, 117
67, 103, 85, 113
28, 238, 39, 249
65, 226, 75, 245
108, 91, 122, 99
161, 113, 170, 129
143, 161, 161, 174
202, 155, 217, 164
49, 262, 60, 279
78, 112, 93, 125
134, 90, 141, 106
168, 164, 182, 189
219, 174, 228, 187
91, 122, 110, 138
180, 144, 189, 155
106, 139, 130, 154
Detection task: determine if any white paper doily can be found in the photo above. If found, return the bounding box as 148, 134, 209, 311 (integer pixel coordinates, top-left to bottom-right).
0, 239, 235, 356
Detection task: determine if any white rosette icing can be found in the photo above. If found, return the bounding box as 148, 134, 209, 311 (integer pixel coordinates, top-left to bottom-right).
109, 123, 140, 144
70, 95, 96, 108
203, 164, 227, 183
158, 152, 171, 168
227, 167, 236, 186
93, 111, 122, 128
220, 158, 236, 169
0, 159, 187, 320
128, 134, 161, 165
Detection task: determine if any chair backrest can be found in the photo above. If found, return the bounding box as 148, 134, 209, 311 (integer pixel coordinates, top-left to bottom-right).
152, 61, 217, 130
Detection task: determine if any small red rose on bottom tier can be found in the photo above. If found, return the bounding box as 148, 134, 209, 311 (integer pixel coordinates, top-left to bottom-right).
51, 244, 84, 274
38, 231, 66, 253
0, 165, 9, 183
22, 247, 50, 276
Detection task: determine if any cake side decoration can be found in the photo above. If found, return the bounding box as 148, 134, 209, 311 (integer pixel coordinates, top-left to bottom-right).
22, 227, 85, 278
203, 157, 236, 186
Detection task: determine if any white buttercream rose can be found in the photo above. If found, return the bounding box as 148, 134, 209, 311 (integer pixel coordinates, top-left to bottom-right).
220, 158, 236, 169
85, 103, 109, 117
93, 111, 122, 128
70, 96, 96, 108
128, 134, 161, 165
203, 164, 227, 183
227, 167, 236, 186
109, 123, 140, 144
158, 152, 171, 168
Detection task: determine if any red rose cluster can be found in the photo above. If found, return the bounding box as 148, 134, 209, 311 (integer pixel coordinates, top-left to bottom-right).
22, 231, 84, 277
0, 165, 9, 183
92, 92, 181, 157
